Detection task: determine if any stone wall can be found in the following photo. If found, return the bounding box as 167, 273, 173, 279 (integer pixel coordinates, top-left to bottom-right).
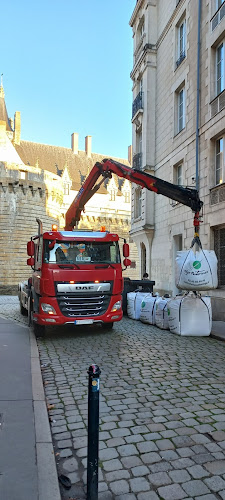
0, 163, 62, 291
0, 163, 139, 292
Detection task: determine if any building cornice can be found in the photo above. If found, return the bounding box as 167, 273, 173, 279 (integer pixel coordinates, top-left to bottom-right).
157, 0, 186, 48
130, 44, 156, 80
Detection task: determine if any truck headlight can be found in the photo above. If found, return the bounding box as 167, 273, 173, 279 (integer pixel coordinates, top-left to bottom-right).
111, 301, 121, 312
41, 303, 56, 314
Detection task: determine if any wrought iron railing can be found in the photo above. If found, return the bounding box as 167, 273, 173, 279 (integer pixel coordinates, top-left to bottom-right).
132, 92, 143, 118
176, 51, 186, 68
211, 1, 225, 31
133, 152, 142, 170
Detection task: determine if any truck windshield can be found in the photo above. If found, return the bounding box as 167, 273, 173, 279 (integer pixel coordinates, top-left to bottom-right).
43, 240, 121, 264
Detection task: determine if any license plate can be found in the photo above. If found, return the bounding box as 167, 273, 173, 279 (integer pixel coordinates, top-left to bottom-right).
74, 319, 93, 325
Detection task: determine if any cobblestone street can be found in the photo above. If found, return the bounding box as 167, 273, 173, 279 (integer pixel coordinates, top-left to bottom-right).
1, 296, 225, 500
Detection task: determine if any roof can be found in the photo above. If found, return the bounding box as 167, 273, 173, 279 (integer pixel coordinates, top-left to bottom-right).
15, 141, 131, 194
0, 85, 13, 132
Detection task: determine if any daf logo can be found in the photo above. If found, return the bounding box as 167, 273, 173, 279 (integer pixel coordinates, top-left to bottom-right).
75, 285, 94, 290
57, 282, 110, 293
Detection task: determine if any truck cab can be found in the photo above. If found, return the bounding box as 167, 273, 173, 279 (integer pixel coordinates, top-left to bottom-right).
24, 225, 130, 336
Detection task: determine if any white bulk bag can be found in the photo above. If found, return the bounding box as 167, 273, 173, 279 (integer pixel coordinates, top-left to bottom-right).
140, 295, 159, 325
155, 297, 170, 330
167, 292, 212, 336
127, 292, 150, 320
176, 248, 218, 290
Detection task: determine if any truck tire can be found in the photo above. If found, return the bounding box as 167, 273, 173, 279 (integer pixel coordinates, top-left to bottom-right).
102, 322, 113, 330
20, 301, 28, 316
33, 322, 45, 338
28, 296, 45, 337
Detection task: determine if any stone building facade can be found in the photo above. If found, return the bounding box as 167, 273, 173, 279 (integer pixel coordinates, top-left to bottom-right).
0, 84, 139, 291
130, 0, 225, 319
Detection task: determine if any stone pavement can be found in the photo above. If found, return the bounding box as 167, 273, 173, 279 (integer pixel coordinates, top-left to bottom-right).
1, 296, 225, 500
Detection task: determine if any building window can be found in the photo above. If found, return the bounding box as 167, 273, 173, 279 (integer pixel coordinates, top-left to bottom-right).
175, 86, 185, 134
176, 19, 186, 67
137, 129, 142, 154
216, 137, 224, 184
20, 171, 26, 180
178, 88, 185, 131
110, 189, 116, 201
214, 226, 225, 286
137, 16, 145, 43
124, 191, 130, 203
174, 164, 183, 185
134, 187, 142, 219
64, 183, 70, 195
217, 0, 225, 9
216, 43, 224, 95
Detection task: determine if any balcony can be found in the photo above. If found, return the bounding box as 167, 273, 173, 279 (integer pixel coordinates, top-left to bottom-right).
132, 92, 143, 119
133, 152, 142, 170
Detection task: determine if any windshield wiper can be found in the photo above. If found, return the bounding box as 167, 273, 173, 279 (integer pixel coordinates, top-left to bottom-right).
95, 264, 115, 269
58, 263, 80, 269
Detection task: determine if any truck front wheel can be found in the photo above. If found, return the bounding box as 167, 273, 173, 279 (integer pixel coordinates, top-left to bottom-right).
28, 296, 45, 337
102, 322, 113, 330
33, 322, 45, 338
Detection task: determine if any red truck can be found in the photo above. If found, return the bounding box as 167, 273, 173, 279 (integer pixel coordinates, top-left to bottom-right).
18, 158, 203, 336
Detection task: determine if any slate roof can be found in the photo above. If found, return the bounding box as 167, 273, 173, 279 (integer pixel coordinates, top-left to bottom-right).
15, 140, 131, 194
0, 95, 13, 132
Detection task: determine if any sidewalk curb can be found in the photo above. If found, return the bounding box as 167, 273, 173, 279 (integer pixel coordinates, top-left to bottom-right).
30, 328, 61, 500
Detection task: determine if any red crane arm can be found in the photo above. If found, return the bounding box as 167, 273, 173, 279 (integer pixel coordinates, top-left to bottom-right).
65, 158, 203, 230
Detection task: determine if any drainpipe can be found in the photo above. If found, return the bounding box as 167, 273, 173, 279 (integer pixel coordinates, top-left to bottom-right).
196, 0, 201, 192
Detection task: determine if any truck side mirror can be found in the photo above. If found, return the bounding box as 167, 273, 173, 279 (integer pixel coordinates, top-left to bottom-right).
49, 240, 56, 250
123, 243, 130, 257
27, 240, 35, 256
123, 258, 131, 268
27, 257, 35, 267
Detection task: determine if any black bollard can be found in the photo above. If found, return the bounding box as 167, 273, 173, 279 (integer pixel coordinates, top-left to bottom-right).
87, 364, 101, 500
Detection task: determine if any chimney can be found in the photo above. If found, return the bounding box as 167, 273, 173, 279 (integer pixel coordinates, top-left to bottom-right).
14, 111, 21, 145
85, 135, 92, 157
71, 132, 79, 154
128, 145, 132, 165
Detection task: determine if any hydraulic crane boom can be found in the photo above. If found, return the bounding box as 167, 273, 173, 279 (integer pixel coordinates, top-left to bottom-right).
65, 158, 203, 231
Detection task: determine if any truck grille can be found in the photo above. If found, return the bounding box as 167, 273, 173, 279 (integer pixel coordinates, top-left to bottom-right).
57, 293, 111, 317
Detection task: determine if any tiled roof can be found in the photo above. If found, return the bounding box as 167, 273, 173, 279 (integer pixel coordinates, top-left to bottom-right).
15, 141, 131, 194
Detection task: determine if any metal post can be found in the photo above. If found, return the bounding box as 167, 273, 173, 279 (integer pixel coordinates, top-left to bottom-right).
87, 364, 101, 500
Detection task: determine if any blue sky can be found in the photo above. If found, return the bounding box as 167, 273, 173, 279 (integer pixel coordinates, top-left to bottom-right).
2, 1, 135, 160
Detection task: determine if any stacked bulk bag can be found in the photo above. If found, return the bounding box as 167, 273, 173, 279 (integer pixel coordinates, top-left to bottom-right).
155, 296, 170, 330
127, 291, 150, 320
140, 294, 159, 325
176, 247, 218, 291
167, 292, 212, 336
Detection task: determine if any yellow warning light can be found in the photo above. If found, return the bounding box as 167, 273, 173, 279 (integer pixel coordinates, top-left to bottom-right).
70, 281, 75, 284
94, 280, 99, 283
100, 226, 106, 232
52, 224, 58, 231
